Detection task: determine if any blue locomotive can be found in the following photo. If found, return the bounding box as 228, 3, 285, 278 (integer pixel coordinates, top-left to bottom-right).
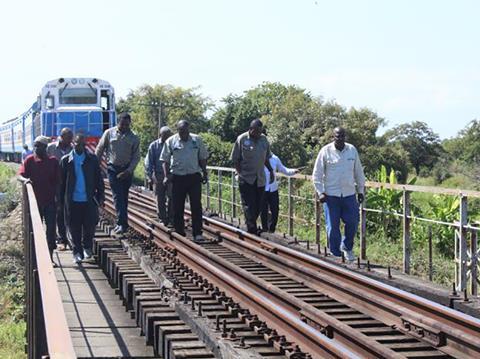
0, 77, 116, 161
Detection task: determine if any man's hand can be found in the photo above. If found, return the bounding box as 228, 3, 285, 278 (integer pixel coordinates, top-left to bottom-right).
357, 193, 364, 204
269, 170, 275, 184
319, 193, 327, 203
117, 171, 131, 180
201, 172, 208, 184
151, 175, 158, 185
163, 174, 173, 186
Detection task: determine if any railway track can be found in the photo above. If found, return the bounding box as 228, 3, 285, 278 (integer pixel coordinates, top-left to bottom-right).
103, 185, 480, 359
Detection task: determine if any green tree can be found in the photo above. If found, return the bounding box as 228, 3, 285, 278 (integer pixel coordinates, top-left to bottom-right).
117, 84, 212, 154
199, 132, 232, 167
384, 121, 443, 175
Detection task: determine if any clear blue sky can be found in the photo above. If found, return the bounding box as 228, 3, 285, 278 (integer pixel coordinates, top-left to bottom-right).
1, 0, 479, 138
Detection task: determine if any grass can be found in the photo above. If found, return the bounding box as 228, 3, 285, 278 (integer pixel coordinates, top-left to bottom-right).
0, 163, 25, 358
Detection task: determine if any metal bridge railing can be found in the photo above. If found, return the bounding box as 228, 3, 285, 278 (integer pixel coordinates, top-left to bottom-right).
203, 166, 480, 295
22, 182, 76, 359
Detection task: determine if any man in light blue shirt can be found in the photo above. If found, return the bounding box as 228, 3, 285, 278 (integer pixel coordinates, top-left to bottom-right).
21, 144, 33, 162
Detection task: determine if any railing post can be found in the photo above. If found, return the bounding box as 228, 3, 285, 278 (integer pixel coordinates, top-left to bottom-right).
360, 201, 367, 260
206, 172, 211, 210
288, 177, 294, 236
231, 172, 236, 219
470, 230, 478, 296
217, 170, 222, 215
459, 195, 468, 291
402, 190, 411, 274
315, 192, 320, 254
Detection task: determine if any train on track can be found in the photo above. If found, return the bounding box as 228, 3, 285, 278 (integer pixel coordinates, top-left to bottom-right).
0, 77, 116, 161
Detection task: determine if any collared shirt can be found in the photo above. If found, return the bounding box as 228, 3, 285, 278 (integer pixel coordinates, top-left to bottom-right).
160, 133, 208, 176
145, 139, 168, 179
19, 155, 59, 207
47, 141, 73, 162
72, 150, 87, 202
22, 149, 33, 162
95, 127, 140, 173
231, 132, 271, 187
264, 154, 296, 192
312, 142, 365, 197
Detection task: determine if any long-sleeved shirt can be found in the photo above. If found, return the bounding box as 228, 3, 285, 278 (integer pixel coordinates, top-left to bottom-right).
72, 150, 87, 202
95, 127, 140, 173
230, 132, 271, 187
264, 154, 296, 192
47, 141, 73, 162
312, 142, 365, 197
145, 139, 167, 179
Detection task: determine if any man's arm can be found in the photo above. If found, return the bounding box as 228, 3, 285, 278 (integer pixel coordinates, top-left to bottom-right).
18, 158, 31, 183
95, 129, 109, 159
276, 157, 298, 176
94, 157, 105, 205
354, 149, 366, 202
197, 137, 209, 182
59, 159, 67, 205
312, 150, 326, 200
160, 139, 172, 183
145, 143, 154, 180
126, 137, 141, 174
230, 139, 241, 175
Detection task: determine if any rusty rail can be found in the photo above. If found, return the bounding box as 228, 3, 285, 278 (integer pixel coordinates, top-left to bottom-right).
117, 186, 480, 358
22, 182, 76, 359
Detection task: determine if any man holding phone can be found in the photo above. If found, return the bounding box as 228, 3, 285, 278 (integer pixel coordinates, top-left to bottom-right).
96, 112, 140, 234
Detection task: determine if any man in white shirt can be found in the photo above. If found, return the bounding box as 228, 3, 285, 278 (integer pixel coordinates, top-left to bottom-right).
312, 127, 365, 261
261, 154, 299, 233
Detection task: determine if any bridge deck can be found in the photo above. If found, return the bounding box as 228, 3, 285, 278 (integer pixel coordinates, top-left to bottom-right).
54, 246, 155, 358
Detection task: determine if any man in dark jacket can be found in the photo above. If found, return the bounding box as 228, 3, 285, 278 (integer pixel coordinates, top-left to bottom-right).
60, 133, 104, 264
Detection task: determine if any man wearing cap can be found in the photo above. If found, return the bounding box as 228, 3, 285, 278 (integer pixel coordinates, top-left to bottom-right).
47, 127, 73, 250
96, 112, 140, 234
19, 136, 60, 265
145, 126, 174, 225
231, 119, 275, 234
161, 120, 208, 241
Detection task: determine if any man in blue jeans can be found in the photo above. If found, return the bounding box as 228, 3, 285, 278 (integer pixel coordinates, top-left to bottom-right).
96, 113, 140, 234
312, 127, 365, 261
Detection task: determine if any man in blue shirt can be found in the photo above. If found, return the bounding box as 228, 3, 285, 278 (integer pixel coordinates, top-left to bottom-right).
60, 133, 104, 264
21, 144, 33, 162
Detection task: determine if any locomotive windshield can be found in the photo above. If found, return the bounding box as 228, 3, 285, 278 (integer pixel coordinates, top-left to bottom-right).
59, 87, 97, 105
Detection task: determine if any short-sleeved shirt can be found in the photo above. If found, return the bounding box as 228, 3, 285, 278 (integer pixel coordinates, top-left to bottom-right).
19, 155, 60, 207
95, 127, 140, 173
47, 141, 73, 162
230, 132, 271, 187
160, 134, 208, 176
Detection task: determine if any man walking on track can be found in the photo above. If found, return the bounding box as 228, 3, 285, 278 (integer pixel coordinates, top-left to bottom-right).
47, 127, 73, 250
161, 120, 208, 242
261, 153, 299, 233
145, 126, 174, 226
19, 136, 60, 266
231, 119, 274, 234
96, 112, 140, 235
60, 133, 104, 264
312, 127, 365, 261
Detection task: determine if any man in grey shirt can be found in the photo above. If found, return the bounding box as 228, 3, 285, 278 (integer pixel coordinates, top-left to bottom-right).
145, 126, 173, 225
161, 120, 208, 241
96, 112, 140, 234
231, 119, 274, 234
47, 127, 73, 250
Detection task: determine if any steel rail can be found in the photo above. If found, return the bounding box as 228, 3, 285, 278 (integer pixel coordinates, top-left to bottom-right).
102, 198, 358, 359
25, 183, 76, 358
109, 186, 480, 357
192, 213, 480, 358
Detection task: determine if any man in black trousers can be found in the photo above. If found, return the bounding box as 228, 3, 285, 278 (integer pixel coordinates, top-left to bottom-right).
231, 119, 274, 234
161, 120, 208, 242
60, 133, 104, 264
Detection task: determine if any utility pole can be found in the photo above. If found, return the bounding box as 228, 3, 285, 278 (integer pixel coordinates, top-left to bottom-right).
135, 101, 183, 137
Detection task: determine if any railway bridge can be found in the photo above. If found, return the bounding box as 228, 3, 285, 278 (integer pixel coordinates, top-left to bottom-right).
20, 166, 480, 358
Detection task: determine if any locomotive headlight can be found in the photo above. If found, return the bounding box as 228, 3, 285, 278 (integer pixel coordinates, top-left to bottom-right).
71, 78, 78, 85
79, 79, 85, 84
